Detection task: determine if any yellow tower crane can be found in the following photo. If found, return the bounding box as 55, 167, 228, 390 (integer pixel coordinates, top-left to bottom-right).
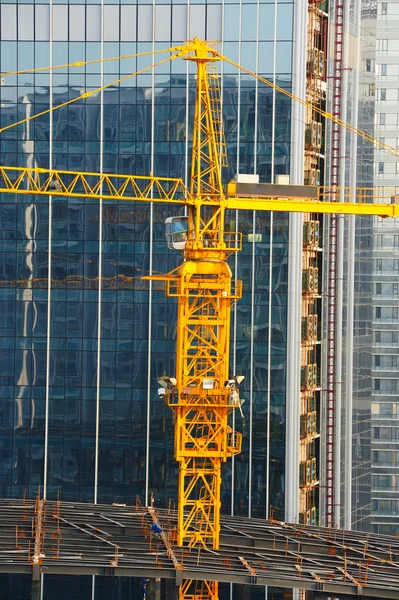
1, 38, 399, 600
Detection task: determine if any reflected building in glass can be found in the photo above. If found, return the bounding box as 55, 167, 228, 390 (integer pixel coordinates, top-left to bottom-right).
0, 0, 309, 598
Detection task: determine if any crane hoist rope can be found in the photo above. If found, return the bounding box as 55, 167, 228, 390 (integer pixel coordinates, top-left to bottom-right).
1, 41, 398, 160
0, 53, 181, 136
0, 47, 176, 78
218, 53, 399, 158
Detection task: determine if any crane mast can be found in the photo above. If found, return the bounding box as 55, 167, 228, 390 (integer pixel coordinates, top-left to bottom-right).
152, 41, 243, 600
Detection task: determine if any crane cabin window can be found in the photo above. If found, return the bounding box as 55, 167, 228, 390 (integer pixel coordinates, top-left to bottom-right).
165, 216, 189, 251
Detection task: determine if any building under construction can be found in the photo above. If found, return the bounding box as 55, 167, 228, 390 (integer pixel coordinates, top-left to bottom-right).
0, 0, 395, 599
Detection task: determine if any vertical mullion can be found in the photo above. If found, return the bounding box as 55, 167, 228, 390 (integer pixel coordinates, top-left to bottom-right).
145, 2, 156, 506
267, 0, 278, 523
237, 0, 242, 173
43, 0, 54, 502
230, 0, 252, 522
41, 3, 53, 596
266, 214, 273, 517
271, 0, 278, 180
94, 0, 105, 509
92, 4, 105, 594
253, 3, 268, 598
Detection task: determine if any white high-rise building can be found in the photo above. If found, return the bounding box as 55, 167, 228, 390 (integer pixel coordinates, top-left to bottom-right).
370, 0, 399, 536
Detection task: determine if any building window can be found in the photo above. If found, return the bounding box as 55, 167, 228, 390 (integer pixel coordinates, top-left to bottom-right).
376, 258, 382, 270
376, 331, 381, 343
366, 58, 371, 72
393, 331, 398, 344
394, 283, 399, 296
380, 113, 385, 125
376, 307, 382, 319
381, 88, 386, 101
381, 64, 387, 76
378, 162, 384, 174
393, 356, 398, 368
382, 39, 388, 51
381, 403, 393, 416
376, 283, 382, 295
394, 307, 399, 320
381, 2, 387, 15
374, 426, 380, 439
375, 379, 381, 392
368, 83, 375, 96
375, 355, 381, 367
377, 234, 384, 247
394, 259, 399, 272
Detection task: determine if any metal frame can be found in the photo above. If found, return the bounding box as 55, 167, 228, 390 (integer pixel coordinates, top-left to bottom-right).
1, 164, 399, 217
326, 0, 345, 527
150, 41, 242, 600
3, 498, 399, 599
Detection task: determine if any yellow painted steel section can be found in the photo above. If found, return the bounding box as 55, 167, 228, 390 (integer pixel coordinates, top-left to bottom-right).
1, 164, 399, 219
179, 580, 219, 599
155, 41, 241, 600
164, 261, 242, 551
0, 166, 189, 205
227, 196, 399, 217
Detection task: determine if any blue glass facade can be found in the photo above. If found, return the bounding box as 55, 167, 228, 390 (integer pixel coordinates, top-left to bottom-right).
0, 1, 296, 597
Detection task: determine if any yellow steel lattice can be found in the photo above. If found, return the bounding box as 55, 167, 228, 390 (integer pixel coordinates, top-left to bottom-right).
0, 166, 189, 205
190, 59, 224, 201
208, 65, 228, 169
165, 261, 242, 552
179, 580, 218, 600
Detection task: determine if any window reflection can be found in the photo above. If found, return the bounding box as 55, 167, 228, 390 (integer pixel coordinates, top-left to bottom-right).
0, 24, 292, 525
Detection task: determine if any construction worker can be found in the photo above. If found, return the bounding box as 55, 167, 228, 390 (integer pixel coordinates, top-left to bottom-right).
140, 577, 149, 598
151, 522, 162, 539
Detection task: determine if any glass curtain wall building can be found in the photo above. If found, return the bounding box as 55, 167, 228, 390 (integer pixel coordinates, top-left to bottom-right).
0, 0, 307, 598
349, 0, 376, 533
327, 0, 399, 539
324, 0, 376, 532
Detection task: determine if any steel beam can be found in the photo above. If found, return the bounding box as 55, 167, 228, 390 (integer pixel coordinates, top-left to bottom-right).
31, 567, 41, 600
0, 500, 398, 599
226, 197, 399, 217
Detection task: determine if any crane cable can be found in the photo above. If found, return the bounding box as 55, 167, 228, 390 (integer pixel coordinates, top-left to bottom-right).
0, 53, 180, 135
0, 41, 398, 161
0, 46, 179, 78
219, 53, 399, 158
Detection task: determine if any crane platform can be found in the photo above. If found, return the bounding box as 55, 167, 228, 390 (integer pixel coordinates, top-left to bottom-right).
1, 497, 399, 599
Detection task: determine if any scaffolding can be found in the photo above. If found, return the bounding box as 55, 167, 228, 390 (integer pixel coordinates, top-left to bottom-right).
4, 495, 399, 599
300, 0, 328, 527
